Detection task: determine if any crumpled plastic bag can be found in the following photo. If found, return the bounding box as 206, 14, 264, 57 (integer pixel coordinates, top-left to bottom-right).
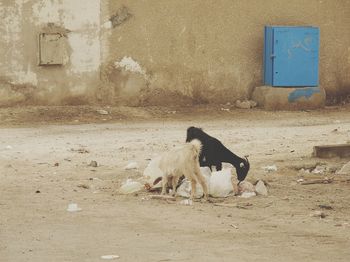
176, 167, 211, 198
119, 179, 143, 194
143, 156, 164, 188
209, 168, 233, 198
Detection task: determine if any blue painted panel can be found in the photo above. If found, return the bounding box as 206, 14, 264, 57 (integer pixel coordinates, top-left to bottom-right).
263, 26, 274, 85
288, 86, 321, 102
263, 26, 319, 87
273, 27, 319, 86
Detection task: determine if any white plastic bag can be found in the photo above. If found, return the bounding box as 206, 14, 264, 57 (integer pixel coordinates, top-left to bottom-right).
143, 156, 164, 188
176, 167, 211, 198
119, 179, 143, 194
209, 169, 233, 197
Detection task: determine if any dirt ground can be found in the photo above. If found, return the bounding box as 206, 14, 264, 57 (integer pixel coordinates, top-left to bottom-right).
1, 105, 350, 262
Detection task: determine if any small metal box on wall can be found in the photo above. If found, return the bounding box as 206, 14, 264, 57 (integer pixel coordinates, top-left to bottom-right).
263, 26, 319, 87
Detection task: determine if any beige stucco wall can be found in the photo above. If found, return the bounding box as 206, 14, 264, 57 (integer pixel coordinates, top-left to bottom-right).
101, 0, 350, 105
0, 0, 101, 106
0, 0, 349, 106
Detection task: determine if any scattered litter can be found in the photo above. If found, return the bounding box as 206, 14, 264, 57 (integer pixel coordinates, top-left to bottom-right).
70, 148, 90, 154
209, 169, 233, 198
179, 199, 193, 206
263, 165, 277, 172
119, 179, 143, 194
312, 165, 326, 174
319, 204, 333, 210
101, 255, 120, 260
149, 195, 176, 201
143, 156, 164, 188
67, 203, 82, 212
255, 180, 268, 196
89, 161, 98, 167
300, 177, 333, 185
77, 184, 90, 189
337, 161, 350, 175
177, 167, 211, 198
310, 210, 327, 218
124, 161, 139, 170
239, 192, 257, 198
97, 109, 109, 115
230, 224, 239, 229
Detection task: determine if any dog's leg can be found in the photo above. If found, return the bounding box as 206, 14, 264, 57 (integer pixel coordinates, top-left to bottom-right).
171, 176, 179, 196
161, 175, 168, 195
190, 178, 197, 200
195, 167, 209, 200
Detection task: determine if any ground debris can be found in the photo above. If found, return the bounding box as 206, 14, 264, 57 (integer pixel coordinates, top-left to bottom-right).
300, 177, 333, 185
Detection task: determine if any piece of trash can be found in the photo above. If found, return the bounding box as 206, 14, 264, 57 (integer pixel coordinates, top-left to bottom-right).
319, 204, 333, 210
312, 165, 326, 174
238, 181, 255, 194
124, 161, 139, 170
119, 179, 143, 194
300, 177, 333, 185
297, 178, 305, 183
97, 109, 109, 115
143, 156, 164, 188
337, 161, 350, 175
67, 203, 82, 212
209, 169, 233, 198
221, 108, 230, 112
5, 145, 13, 150
101, 255, 120, 260
77, 184, 90, 189
179, 199, 193, 206
239, 192, 256, 198
177, 167, 211, 198
89, 161, 98, 167
149, 195, 176, 201
263, 165, 277, 172
70, 148, 90, 154
310, 210, 327, 218
230, 224, 239, 229
255, 180, 268, 196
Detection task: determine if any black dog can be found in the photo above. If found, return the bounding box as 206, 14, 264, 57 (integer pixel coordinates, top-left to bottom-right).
186, 126, 250, 182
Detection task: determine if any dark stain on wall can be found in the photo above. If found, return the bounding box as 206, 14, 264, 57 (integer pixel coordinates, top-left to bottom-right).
110, 6, 132, 28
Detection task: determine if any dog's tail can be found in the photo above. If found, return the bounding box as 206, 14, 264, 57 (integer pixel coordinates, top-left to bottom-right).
190, 139, 202, 156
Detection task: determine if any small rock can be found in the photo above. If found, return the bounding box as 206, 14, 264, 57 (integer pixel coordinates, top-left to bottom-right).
54, 162, 59, 167
89, 161, 98, 167
310, 210, 327, 218
239, 192, 256, 198
297, 178, 305, 183
35, 190, 41, 194
319, 204, 333, 210
263, 165, 277, 172
5, 145, 13, 150
255, 180, 268, 196
124, 161, 139, 170
97, 109, 109, 115
77, 184, 90, 189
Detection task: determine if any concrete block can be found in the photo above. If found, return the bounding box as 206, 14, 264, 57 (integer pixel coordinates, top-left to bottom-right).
313, 144, 350, 158
252, 86, 325, 110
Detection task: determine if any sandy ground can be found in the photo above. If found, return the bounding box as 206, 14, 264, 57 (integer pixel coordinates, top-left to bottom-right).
1, 106, 350, 262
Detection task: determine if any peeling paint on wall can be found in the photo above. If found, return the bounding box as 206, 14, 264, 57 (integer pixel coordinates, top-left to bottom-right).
115, 56, 147, 76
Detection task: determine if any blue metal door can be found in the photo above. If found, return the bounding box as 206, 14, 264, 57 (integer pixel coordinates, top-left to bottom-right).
273, 27, 319, 86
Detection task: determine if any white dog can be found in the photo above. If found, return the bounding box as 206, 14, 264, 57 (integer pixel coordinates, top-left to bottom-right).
159, 139, 208, 200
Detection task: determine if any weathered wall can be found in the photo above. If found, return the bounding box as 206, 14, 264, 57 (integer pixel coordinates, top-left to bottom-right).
1, 1, 349, 107
101, 0, 350, 106
0, 0, 101, 106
